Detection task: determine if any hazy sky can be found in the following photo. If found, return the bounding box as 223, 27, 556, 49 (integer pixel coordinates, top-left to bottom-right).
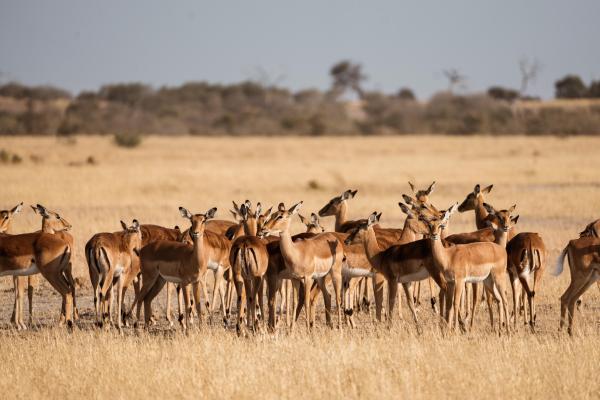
1, 1, 599, 99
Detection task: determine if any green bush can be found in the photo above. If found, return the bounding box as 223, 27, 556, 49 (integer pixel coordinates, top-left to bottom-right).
114, 133, 142, 148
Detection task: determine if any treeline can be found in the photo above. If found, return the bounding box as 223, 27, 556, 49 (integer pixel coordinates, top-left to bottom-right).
0, 68, 600, 136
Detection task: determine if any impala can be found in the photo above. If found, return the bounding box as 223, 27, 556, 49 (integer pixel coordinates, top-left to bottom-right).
86, 223, 180, 326
421, 204, 511, 335
0, 205, 76, 329
0, 202, 37, 328
553, 235, 600, 335
261, 202, 344, 331
134, 207, 230, 330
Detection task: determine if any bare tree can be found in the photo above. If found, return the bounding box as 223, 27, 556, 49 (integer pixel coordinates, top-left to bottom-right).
329, 60, 367, 99
443, 69, 466, 93
518, 57, 541, 96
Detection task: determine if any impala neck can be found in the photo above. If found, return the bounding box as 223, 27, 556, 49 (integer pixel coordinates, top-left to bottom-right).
191, 231, 205, 266
41, 220, 55, 234
398, 218, 419, 244
362, 226, 384, 267
334, 202, 348, 232
429, 235, 450, 273
231, 223, 245, 240
474, 197, 488, 230
279, 223, 301, 267
243, 218, 257, 236
494, 228, 509, 248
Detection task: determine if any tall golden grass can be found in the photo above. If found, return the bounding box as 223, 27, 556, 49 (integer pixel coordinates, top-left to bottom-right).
0, 135, 599, 399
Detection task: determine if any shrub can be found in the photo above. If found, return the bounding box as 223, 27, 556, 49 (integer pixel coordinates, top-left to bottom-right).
487, 86, 519, 102
114, 133, 142, 148
555, 75, 587, 99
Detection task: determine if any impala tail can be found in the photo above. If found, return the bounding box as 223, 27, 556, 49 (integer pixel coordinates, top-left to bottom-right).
242, 246, 259, 277
551, 245, 568, 276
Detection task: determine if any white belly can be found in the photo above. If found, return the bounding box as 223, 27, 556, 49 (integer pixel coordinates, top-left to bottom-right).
398, 268, 429, 283
207, 260, 221, 271
465, 275, 488, 283
0, 263, 40, 277
114, 264, 124, 277
312, 270, 329, 279
342, 267, 374, 278
160, 273, 183, 284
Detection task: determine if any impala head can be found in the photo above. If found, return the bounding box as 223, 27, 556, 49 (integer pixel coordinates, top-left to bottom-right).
402, 194, 442, 220
238, 200, 263, 236
421, 203, 459, 240
31, 204, 72, 233
398, 201, 429, 236
344, 212, 381, 245
299, 212, 325, 234
120, 219, 142, 254
179, 206, 217, 239
408, 181, 436, 203
458, 184, 493, 212
318, 189, 358, 217
259, 201, 303, 236
0, 202, 23, 233
482, 203, 519, 232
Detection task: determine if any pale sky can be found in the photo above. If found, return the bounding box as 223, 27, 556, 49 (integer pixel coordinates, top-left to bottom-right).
1, 0, 599, 99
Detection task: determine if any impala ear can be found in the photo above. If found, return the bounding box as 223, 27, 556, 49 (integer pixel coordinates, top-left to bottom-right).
367, 212, 378, 226
262, 206, 273, 218
32, 204, 49, 217
278, 203, 285, 212
482, 203, 496, 215
474, 184, 481, 194
509, 204, 517, 213
289, 201, 303, 215
179, 207, 193, 219
132, 219, 140, 230
120, 220, 128, 230
298, 213, 308, 225
426, 181, 436, 195
511, 215, 520, 225
408, 181, 416, 194
255, 202, 262, 218
482, 184, 493, 194
310, 213, 319, 225
376, 212, 382, 222
232, 201, 241, 215
174, 225, 181, 232
398, 202, 412, 215
244, 199, 252, 211
341, 190, 357, 200
11, 202, 23, 215
205, 207, 217, 219
239, 203, 248, 220
402, 194, 415, 205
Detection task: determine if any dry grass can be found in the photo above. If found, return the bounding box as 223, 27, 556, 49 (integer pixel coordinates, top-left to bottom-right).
0, 135, 599, 399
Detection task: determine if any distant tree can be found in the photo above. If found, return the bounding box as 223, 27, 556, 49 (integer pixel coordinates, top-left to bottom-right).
99, 83, 151, 106
443, 69, 466, 93
487, 86, 519, 102
329, 60, 366, 99
588, 80, 600, 98
555, 75, 587, 99
397, 87, 416, 101
518, 57, 541, 96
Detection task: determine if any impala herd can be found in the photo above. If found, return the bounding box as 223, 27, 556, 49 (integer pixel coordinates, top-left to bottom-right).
0, 182, 598, 336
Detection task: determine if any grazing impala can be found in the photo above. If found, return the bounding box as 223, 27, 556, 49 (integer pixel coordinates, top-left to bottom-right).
134, 207, 230, 331
0, 205, 76, 329
553, 235, 600, 335
421, 204, 511, 335
261, 202, 344, 331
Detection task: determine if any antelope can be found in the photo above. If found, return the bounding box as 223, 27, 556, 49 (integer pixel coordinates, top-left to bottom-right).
134, 207, 230, 331
553, 235, 600, 335
0, 205, 76, 329
93, 220, 142, 331
86, 223, 180, 326
343, 207, 436, 331
229, 202, 269, 334
0, 202, 37, 327
261, 202, 344, 331
420, 204, 511, 335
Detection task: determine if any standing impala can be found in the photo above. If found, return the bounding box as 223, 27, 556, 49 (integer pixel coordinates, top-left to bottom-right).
421, 204, 511, 335
0, 202, 37, 328
552, 234, 600, 335
261, 202, 344, 331
134, 207, 230, 331
0, 205, 76, 329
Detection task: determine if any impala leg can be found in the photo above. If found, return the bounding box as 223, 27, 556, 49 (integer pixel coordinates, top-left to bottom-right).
64, 264, 78, 321
484, 287, 495, 330
115, 276, 124, 332
567, 272, 599, 336
372, 272, 385, 322
266, 274, 279, 332
402, 282, 420, 333
470, 282, 481, 332
452, 279, 465, 333
290, 280, 301, 332
387, 278, 398, 327
303, 277, 313, 331
244, 278, 254, 331
165, 282, 173, 325
234, 275, 245, 335
510, 276, 520, 330
560, 277, 579, 331
362, 276, 371, 312
192, 281, 203, 328
26, 275, 35, 326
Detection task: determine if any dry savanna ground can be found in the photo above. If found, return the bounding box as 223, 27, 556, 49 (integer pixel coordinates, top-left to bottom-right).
0, 135, 599, 399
